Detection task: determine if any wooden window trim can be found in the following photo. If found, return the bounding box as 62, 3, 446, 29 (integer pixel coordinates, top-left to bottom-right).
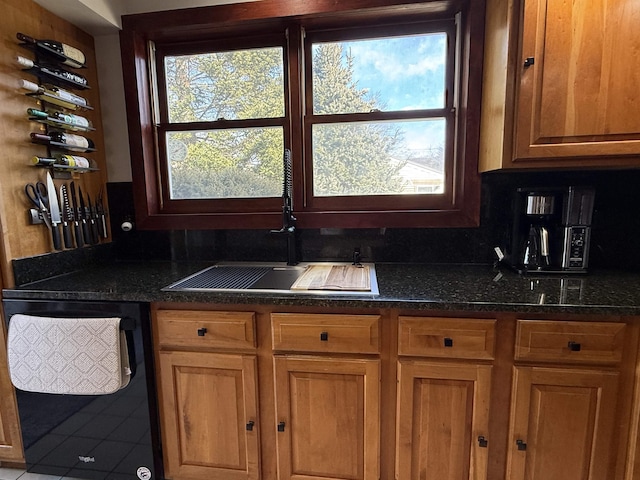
120, 0, 484, 230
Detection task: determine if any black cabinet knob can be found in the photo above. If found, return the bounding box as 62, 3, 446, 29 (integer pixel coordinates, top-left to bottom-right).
444, 337, 454, 347
524, 56, 535, 67
197, 327, 207, 336
516, 439, 527, 451
320, 331, 329, 341
478, 436, 488, 448
246, 420, 255, 431
277, 421, 286, 432
568, 341, 581, 352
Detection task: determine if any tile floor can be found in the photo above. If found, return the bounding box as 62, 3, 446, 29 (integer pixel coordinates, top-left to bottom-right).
0, 468, 86, 480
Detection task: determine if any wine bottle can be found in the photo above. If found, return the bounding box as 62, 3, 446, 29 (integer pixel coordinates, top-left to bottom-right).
16, 55, 88, 88
32, 154, 92, 169
20, 79, 88, 110
17, 32, 86, 69
30, 132, 95, 151
27, 108, 93, 130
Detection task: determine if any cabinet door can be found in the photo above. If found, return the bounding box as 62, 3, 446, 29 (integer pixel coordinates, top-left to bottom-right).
506, 366, 619, 480
158, 351, 260, 480
273, 356, 380, 480
515, 0, 640, 161
396, 360, 492, 480
0, 319, 24, 462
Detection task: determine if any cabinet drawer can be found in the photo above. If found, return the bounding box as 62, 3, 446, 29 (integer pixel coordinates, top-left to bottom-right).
398, 317, 496, 360
271, 313, 380, 354
156, 310, 256, 350
515, 320, 625, 365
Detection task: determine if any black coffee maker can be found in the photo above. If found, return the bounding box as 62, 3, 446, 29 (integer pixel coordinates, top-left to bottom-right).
507, 186, 595, 274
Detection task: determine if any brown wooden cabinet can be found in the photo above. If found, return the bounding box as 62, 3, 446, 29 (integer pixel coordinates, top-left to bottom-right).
396, 316, 495, 480
506, 319, 631, 480
396, 361, 492, 480
506, 366, 619, 480
152, 306, 640, 480
273, 356, 380, 480
480, 0, 640, 171
154, 310, 260, 480
271, 313, 381, 480
0, 306, 24, 464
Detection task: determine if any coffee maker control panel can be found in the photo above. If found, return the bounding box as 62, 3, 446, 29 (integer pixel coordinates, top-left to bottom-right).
563, 226, 591, 269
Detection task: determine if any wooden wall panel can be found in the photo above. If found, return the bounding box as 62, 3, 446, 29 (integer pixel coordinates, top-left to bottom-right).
0, 0, 108, 287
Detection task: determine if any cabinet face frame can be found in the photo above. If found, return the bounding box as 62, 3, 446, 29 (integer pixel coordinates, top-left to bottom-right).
273, 355, 380, 480
506, 366, 619, 480
395, 360, 492, 480
158, 351, 261, 480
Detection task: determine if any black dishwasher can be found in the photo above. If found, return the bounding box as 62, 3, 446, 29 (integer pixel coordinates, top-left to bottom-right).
3, 299, 163, 480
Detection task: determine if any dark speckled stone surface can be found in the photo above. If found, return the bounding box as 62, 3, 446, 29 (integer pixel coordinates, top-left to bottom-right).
3, 261, 640, 315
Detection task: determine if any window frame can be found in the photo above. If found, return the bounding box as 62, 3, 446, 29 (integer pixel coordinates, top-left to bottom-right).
302, 20, 457, 212
153, 34, 290, 215
120, 0, 484, 230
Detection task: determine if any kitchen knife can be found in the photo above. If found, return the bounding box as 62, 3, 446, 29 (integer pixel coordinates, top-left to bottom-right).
87, 192, 100, 244
96, 189, 108, 238
59, 185, 74, 248
77, 185, 92, 246
45, 172, 62, 251
69, 181, 84, 248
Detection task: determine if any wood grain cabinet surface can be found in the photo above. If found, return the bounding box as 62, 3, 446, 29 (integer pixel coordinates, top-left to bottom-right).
396, 360, 492, 480
154, 309, 260, 480
152, 306, 640, 480
480, 0, 640, 170
506, 366, 619, 480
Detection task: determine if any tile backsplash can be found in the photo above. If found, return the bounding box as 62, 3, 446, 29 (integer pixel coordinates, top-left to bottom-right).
107, 169, 640, 270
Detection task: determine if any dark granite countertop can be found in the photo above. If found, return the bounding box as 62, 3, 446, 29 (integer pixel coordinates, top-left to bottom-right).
3, 261, 640, 315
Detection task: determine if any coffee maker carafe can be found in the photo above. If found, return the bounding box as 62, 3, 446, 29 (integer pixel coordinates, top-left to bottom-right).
508, 186, 595, 273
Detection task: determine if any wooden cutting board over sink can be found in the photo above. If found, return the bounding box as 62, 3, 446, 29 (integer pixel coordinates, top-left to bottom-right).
291, 264, 371, 291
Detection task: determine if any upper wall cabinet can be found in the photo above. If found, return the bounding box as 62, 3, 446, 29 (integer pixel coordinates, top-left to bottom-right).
480, 0, 640, 171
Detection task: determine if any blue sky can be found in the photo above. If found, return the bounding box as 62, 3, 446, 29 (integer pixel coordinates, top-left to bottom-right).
334, 33, 448, 153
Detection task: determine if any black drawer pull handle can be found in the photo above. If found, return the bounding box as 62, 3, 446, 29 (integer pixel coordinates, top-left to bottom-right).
444, 337, 454, 347
277, 421, 286, 432
197, 327, 207, 337
516, 439, 527, 451
568, 341, 581, 352
320, 331, 329, 341
246, 421, 255, 431
478, 436, 488, 448
524, 56, 535, 67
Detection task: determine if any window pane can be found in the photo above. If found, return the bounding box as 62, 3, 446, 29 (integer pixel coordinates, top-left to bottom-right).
312, 33, 447, 115
167, 128, 283, 199
312, 120, 445, 197
164, 47, 285, 123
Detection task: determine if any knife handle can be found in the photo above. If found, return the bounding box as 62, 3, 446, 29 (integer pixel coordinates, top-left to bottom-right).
73, 221, 84, 248
89, 219, 100, 244
51, 224, 62, 251
81, 220, 91, 246
62, 223, 74, 249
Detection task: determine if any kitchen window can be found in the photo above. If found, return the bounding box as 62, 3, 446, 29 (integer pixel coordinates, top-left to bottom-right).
121, 0, 484, 229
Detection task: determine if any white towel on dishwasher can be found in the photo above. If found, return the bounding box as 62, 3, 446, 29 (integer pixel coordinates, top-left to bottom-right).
7, 314, 131, 395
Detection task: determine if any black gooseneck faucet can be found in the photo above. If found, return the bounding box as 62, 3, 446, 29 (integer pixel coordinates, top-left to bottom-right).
270, 149, 298, 265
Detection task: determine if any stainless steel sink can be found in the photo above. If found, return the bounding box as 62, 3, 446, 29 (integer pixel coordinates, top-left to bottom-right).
162, 262, 379, 296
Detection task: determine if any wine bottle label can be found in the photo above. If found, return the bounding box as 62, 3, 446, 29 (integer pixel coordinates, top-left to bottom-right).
52, 87, 87, 106
60, 44, 86, 67
60, 133, 89, 149
59, 155, 89, 168
55, 112, 90, 128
